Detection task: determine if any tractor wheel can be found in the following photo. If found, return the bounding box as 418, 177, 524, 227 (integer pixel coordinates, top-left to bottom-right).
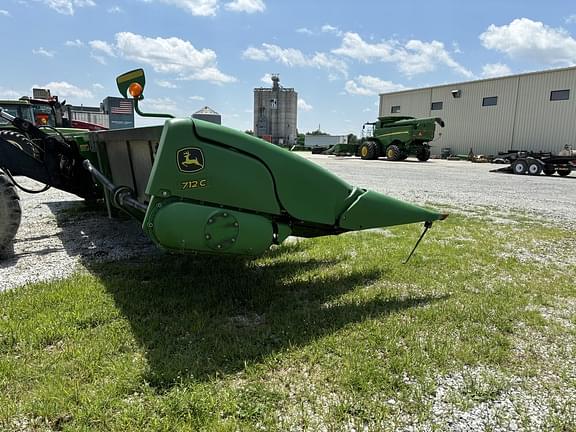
543, 167, 556, 176
386, 144, 401, 161
359, 141, 380, 160
557, 168, 572, 177
399, 152, 408, 161
416, 147, 431, 162
0, 171, 22, 256
0, 130, 39, 159
527, 160, 542, 176
512, 159, 528, 175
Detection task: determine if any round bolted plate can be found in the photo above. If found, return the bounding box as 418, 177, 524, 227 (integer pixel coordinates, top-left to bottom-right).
203, 211, 239, 251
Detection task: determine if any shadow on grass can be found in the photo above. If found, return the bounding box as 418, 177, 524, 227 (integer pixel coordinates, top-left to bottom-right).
51, 201, 445, 389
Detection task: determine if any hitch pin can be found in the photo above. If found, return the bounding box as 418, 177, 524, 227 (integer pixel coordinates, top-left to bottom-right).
403, 221, 433, 264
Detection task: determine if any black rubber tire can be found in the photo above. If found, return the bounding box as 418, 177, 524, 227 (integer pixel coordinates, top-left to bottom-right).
543, 167, 556, 176
359, 141, 380, 160
557, 168, 572, 177
399, 152, 408, 161
0, 171, 22, 255
0, 130, 39, 159
386, 144, 401, 161
527, 160, 542, 176
416, 147, 431, 162
512, 159, 528, 175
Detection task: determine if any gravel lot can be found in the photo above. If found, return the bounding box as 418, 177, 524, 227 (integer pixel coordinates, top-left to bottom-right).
1, 156, 574, 292
303, 154, 576, 227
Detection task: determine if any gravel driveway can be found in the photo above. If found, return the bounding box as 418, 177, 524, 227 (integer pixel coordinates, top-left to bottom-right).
1, 156, 574, 291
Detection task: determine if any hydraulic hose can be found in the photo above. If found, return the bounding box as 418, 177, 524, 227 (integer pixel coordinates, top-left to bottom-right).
83, 160, 147, 213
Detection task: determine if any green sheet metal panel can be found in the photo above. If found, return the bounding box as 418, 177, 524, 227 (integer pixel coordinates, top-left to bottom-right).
192, 119, 354, 225
147, 200, 277, 255
339, 191, 444, 230
145, 119, 281, 215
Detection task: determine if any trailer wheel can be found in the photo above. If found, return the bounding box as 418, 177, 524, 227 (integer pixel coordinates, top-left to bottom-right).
512, 159, 528, 175
527, 161, 542, 176
557, 168, 572, 177
543, 167, 556, 176
0, 171, 22, 255
0, 130, 40, 159
386, 144, 401, 161
359, 141, 379, 160
416, 148, 431, 162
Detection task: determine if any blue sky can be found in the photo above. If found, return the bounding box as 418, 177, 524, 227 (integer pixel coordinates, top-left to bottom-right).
1, 0, 575, 134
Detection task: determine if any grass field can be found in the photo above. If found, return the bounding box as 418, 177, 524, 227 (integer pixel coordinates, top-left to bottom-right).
0, 212, 575, 431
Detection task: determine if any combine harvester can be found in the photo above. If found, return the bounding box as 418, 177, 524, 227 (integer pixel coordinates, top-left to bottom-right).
0, 69, 447, 260
324, 116, 444, 162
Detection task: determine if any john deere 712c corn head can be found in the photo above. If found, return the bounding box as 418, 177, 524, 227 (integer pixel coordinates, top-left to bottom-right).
0, 69, 447, 258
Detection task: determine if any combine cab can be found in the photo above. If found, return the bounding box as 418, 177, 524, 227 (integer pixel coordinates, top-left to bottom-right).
0, 69, 448, 258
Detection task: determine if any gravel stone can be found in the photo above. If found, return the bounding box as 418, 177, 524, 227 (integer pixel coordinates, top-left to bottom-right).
0, 178, 159, 292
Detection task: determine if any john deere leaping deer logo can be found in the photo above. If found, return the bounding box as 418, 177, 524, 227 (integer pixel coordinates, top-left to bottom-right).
177, 147, 205, 173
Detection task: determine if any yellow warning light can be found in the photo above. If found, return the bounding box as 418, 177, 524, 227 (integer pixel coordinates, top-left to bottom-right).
128, 82, 143, 98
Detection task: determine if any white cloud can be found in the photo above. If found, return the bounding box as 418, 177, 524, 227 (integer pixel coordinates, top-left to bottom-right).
400, 39, 474, 78
243, 43, 347, 76
260, 73, 273, 84
224, 0, 265, 13
92, 83, 105, 90
189, 95, 205, 101
157, 80, 178, 88
296, 27, 314, 35
95, 32, 237, 84
0, 87, 21, 99
333, 32, 473, 78
185, 67, 237, 84
108, 5, 123, 13
480, 18, 576, 66
481, 63, 512, 78
65, 39, 84, 47
32, 47, 55, 58
91, 54, 107, 65
333, 32, 394, 61
143, 97, 179, 113
344, 75, 406, 96
321, 24, 342, 36
565, 14, 576, 25
39, 0, 95, 15
0, 9, 11, 16
89, 40, 115, 57
150, 0, 219, 16
298, 98, 313, 112
35, 81, 93, 99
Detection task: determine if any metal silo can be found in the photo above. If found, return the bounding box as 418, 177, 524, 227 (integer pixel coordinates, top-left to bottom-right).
254, 75, 297, 145
192, 106, 221, 125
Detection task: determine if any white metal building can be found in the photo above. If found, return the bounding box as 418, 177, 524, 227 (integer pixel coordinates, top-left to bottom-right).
304, 135, 348, 148
379, 67, 576, 156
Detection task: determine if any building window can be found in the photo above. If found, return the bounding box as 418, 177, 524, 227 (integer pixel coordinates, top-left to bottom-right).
482, 96, 498, 107
550, 89, 570, 101
431, 101, 443, 110
391, 105, 401, 113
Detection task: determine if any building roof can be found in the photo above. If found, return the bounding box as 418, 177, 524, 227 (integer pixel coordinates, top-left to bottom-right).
193, 106, 220, 116
380, 66, 576, 97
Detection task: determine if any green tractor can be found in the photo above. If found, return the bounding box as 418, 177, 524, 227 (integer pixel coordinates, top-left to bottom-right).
326, 116, 444, 162
0, 69, 447, 259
